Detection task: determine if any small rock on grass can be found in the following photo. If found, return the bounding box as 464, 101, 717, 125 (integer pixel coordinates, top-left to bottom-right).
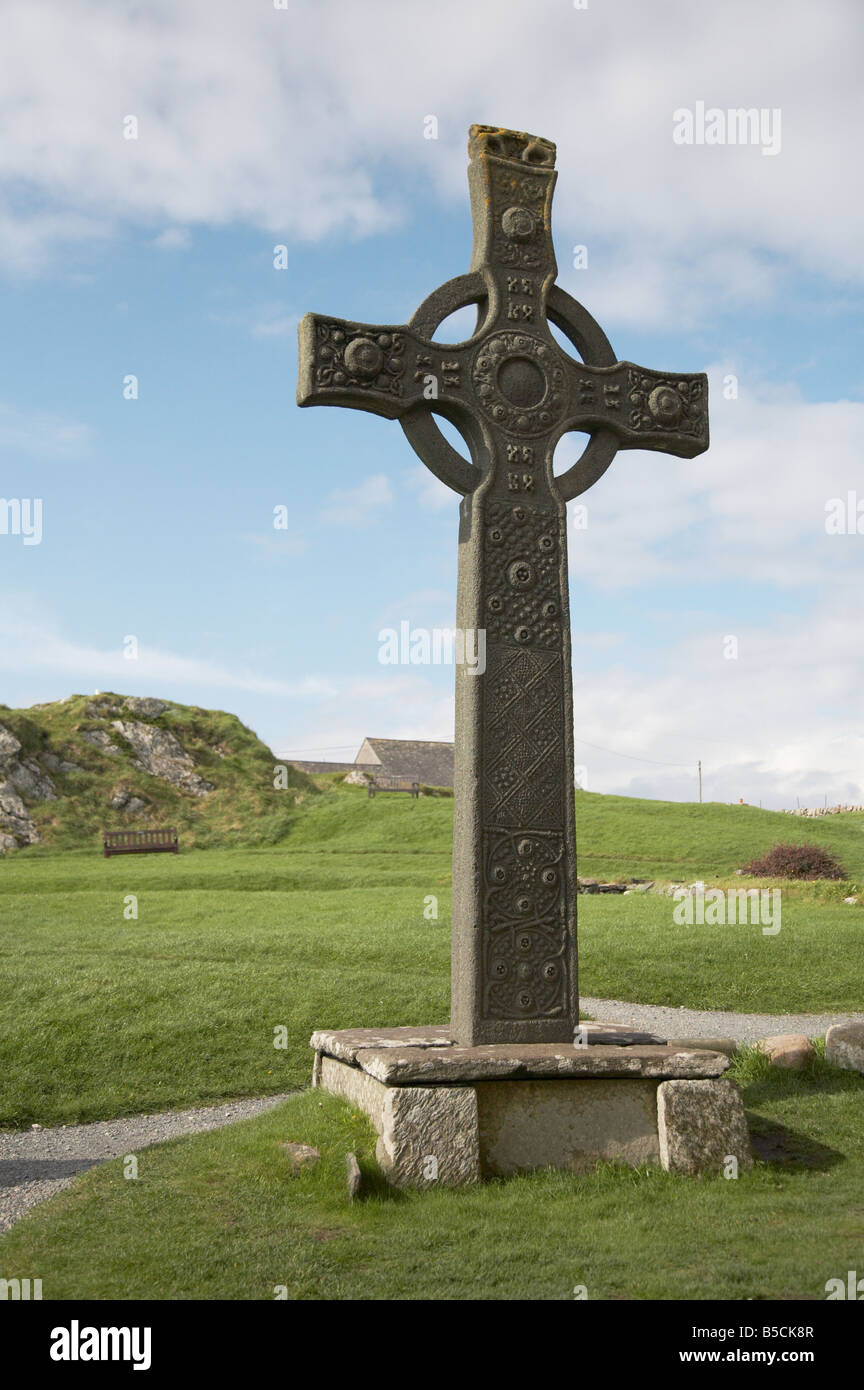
757, 1034, 815, 1069
826, 1021, 864, 1075
346, 1151, 362, 1202
279, 1141, 320, 1172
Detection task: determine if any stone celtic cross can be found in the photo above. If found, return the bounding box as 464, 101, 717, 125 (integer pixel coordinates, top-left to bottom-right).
298, 124, 709, 1047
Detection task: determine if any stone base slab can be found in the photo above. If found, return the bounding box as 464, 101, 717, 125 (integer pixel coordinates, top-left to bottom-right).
311, 1026, 751, 1186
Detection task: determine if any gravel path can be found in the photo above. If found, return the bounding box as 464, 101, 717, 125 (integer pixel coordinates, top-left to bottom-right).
0, 1094, 293, 1234
4, 998, 863, 1234
582, 997, 864, 1044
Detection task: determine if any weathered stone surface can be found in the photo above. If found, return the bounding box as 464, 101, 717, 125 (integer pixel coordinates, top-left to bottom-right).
111, 720, 214, 796
343, 768, 373, 788
757, 1033, 815, 1069
315, 1039, 743, 1186
319, 1054, 480, 1187
577, 1023, 667, 1046
110, 787, 149, 814
0, 724, 22, 765
42, 753, 82, 774
0, 782, 39, 849
310, 1026, 452, 1066
8, 758, 57, 801
80, 729, 122, 753
319, 1053, 388, 1131
297, 123, 709, 1048
345, 1151, 362, 1201
477, 1078, 660, 1176
123, 697, 169, 718
825, 1021, 864, 1074
657, 1079, 752, 1176
0, 722, 58, 849
351, 1042, 730, 1086
379, 1084, 480, 1189
279, 1141, 320, 1172
666, 1036, 738, 1058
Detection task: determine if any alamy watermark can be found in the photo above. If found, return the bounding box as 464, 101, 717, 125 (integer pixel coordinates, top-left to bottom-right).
673, 886, 781, 935
825, 492, 864, 534
0, 498, 42, 545
673, 102, 781, 157
378, 622, 486, 674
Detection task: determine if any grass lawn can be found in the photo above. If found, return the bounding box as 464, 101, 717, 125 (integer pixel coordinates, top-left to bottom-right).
1, 1050, 862, 1301
1, 786, 862, 1127
2, 784, 863, 1301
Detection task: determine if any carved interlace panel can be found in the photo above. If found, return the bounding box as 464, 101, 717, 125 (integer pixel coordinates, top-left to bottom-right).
483, 829, 568, 1020
479, 496, 570, 1019
483, 499, 563, 650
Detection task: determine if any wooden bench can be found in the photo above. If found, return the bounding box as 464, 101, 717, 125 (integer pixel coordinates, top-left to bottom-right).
103, 828, 179, 857
368, 777, 420, 799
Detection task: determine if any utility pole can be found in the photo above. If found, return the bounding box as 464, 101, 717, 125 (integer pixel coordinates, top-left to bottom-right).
697, 759, 702, 804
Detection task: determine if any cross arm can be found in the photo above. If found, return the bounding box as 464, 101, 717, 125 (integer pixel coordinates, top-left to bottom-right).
297, 313, 470, 422
557, 360, 709, 459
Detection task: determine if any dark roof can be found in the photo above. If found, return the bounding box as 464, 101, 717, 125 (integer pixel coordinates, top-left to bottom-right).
362, 739, 454, 787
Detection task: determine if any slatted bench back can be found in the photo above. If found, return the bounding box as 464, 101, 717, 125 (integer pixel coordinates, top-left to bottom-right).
103, 828, 179, 857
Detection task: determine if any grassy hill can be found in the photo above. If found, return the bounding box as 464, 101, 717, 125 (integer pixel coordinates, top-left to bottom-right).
284, 775, 864, 885
0, 693, 314, 853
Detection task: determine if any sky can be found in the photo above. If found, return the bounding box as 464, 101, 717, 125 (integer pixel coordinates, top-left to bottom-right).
0, 0, 862, 809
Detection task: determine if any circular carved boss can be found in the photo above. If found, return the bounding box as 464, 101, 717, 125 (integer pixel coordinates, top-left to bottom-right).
400, 274, 620, 500
471, 332, 566, 437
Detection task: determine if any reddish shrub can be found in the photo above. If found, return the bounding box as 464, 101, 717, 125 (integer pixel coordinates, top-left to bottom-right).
740, 842, 846, 880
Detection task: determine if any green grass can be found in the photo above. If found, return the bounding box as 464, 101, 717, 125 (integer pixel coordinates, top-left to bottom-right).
2, 802, 863, 1125
1, 1053, 863, 1301
3, 782, 863, 1300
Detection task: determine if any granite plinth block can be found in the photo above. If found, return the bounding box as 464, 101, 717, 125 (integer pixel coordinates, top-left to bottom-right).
311, 1026, 743, 1186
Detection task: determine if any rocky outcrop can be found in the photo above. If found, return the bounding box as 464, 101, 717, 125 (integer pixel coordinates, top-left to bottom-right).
110, 787, 149, 814
0, 725, 22, 764
343, 768, 373, 787
0, 782, 40, 849
42, 752, 82, 774
122, 697, 169, 718
111, 720, 214, 797
80, 729, 122, 754
7, 758, 57, 802
0, 721, 52, 850
0, 693, 311, 852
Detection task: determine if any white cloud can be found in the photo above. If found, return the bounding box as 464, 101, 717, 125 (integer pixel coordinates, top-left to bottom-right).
153, 226, 191, 250
0, 605, 332, 698
0, 1, 861, 323
272, 670, 455, 761
569, 595, 864, 810
319, 473, 393, 525
0, 403, 91, 460
565, 367, 864, 591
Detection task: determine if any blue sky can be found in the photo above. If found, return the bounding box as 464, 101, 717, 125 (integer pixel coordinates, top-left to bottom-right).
1, 0, 862, 808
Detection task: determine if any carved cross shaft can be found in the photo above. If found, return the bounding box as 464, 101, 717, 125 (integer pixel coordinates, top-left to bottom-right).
297, 124, 709, 1046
